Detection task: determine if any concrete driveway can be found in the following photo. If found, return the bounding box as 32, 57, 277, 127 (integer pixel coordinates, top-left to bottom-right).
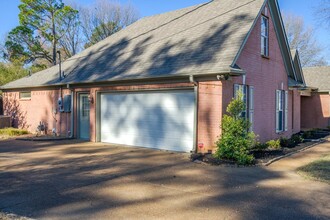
0, 139, 329, 220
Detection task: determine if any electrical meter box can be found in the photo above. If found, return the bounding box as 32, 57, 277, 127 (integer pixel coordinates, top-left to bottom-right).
63, 95, 71, 113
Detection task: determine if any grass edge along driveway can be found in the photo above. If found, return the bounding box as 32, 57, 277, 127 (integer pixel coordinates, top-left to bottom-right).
297, 154, 330, 184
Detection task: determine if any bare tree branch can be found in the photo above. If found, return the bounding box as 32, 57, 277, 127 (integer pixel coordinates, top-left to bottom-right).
314, 0, 330, 29
283, 13, 328, 67
76, 0, 139, 48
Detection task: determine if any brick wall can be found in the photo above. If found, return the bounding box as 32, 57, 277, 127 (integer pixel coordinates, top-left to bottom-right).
292, 90, 301, 133
301, 93, 330, 129
2, 89, 71, 136
197, 81, 223, 153
234, 4, 298, 142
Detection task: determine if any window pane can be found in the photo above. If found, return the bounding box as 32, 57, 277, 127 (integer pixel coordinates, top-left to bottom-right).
264, 19, 268, 37
278, 92, 283, 110
261, 16, 269, 56
279, 111, 283, 131
20, 92, 31, 99
82, 96, 90, 117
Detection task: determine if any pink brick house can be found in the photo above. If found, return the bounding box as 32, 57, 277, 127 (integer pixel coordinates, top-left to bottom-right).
301, 66, 330, 130
0, 0, 305, 153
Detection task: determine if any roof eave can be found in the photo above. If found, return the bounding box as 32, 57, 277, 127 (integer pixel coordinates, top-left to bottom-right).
0, 67, 245, 90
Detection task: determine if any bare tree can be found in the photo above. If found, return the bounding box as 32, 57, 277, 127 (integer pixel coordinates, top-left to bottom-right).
58, 1, 83, 57
314, 0, 330, 28
283, 13, 328, 67
0, 35, 7, 62
78, 0, 139, 48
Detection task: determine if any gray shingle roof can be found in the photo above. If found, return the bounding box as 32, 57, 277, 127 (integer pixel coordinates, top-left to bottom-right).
303, 66, 330, 92
2, 0, 265, 89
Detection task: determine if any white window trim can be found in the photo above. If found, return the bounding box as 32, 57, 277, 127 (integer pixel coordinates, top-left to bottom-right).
276, 90, 288, 133
19, 91, 32, 100
234, 84, 254, 130
261, 16, 269, 57
249, 86, 254, 132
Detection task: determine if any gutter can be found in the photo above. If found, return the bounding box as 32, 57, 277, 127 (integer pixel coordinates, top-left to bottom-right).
0, 68, 245, 91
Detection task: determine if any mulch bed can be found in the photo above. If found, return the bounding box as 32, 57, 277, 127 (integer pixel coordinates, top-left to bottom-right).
192, 133, 329, 167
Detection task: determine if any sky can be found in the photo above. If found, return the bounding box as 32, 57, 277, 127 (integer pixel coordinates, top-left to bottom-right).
0, 0, 329, 62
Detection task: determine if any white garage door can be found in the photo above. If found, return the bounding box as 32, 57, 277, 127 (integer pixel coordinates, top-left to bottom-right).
100, 90, 195, 152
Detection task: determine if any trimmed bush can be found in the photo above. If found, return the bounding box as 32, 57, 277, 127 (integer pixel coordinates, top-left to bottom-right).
214, 92, 255, 165
266, 139, 281, 150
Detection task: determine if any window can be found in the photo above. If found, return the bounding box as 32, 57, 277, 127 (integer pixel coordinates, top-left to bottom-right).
82, 96, 90, 117
234, 84, 247, 118
276, 90, 288, 133
261, 16, 269, 57
19, 92, 31, 100
234, 84, 254, 131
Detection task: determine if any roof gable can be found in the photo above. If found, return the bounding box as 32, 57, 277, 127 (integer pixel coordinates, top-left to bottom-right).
233, 0, 298, 82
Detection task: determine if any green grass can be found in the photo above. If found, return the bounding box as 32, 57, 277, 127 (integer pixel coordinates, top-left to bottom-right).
0, 128, 29, 137
297, 155, 330, 184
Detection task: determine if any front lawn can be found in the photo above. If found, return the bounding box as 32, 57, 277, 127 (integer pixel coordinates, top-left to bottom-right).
297, 154, 330, 184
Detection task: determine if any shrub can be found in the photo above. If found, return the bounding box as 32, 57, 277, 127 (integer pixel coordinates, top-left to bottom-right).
0, 128, 29, 136
280, 137, 296, 148
266, 139, 281, 150
302, 131, 313, 139
254, 142, 268, 150
215, 92, 255, 165
291, 134, 303, 144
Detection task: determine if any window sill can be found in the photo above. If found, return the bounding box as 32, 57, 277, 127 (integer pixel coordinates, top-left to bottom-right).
276, 130, 288, 134
261, 55, 270, 59
19, 98, 31, 101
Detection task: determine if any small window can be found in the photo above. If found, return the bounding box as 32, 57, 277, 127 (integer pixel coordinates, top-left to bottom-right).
20, 92, 31, 100
82, 96, 90, 117
261, 16, 269, 57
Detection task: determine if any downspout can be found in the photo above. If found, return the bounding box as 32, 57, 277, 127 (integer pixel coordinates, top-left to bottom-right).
189, 75, 198, 153
69, 88, 74, 138
59, 86, 62, 136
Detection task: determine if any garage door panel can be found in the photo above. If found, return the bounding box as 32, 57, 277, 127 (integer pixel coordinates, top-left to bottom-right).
100, 90, 195, 152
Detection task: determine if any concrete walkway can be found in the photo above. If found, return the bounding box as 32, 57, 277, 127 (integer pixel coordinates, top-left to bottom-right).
0, 138, 329, 220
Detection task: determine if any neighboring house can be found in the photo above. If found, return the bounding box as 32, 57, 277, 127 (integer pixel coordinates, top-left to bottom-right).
301, 66, 330, 129
0, 0, 305, 153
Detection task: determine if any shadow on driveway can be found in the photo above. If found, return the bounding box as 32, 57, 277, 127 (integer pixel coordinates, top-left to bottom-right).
0, 139, 329, 219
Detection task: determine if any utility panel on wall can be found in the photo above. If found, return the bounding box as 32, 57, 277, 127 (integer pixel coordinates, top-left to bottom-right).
63, 95, 72, 113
